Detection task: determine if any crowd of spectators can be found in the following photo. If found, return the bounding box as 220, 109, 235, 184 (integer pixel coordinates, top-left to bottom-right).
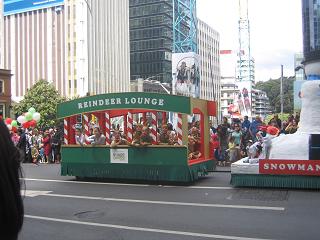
10, 126, 63, 164
210, 113, 300, 166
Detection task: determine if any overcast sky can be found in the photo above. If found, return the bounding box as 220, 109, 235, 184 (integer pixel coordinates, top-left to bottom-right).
197, 0, 303, 82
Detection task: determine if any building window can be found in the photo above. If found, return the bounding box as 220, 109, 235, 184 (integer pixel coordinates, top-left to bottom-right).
0, 104, 4, 118
0, 80, 4, 94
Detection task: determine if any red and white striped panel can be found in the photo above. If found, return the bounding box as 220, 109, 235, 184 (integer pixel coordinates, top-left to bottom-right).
83, 114, 91, 144
150, 111, 157, 143
64, 118, 68, 145
105, 112, 111, 144
177, 114, 183, 145
127, 112, 133, 142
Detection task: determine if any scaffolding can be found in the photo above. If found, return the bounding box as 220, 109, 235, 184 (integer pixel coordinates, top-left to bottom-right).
173, 0, 197, 53
237, 0, 254, 83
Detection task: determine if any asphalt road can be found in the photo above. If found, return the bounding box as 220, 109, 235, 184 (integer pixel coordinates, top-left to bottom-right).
20, 164, 320, 240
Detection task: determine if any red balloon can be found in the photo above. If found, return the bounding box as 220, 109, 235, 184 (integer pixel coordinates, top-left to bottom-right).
22, 122, 30, 129
5, 118, 12, 125
29, 120, 37, 127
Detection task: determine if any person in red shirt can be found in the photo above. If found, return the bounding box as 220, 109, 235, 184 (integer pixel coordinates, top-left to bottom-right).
42, 128, 52, 163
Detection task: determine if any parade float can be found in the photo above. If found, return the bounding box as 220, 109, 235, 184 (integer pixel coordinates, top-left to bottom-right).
57, 92, 217, 182
231, 80, 320, 189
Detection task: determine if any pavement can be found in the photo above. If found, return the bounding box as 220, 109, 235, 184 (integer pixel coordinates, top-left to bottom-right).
20, 163, 320, 240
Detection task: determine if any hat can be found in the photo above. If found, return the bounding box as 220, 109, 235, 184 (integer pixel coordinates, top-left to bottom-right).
248, 140, 253, 143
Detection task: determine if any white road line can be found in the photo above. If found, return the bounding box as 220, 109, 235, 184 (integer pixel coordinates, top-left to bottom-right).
25, 214, 275, 240
36, 192, 284, 211
22, 178, 233, 190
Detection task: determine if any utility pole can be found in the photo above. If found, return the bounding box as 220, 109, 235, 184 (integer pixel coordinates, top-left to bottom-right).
280, 64, 283, 114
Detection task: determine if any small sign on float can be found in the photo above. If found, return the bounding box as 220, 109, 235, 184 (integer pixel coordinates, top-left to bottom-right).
110, 149, 129, 164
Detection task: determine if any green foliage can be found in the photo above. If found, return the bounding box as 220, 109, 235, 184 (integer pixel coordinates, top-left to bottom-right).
13, 79, 65, 128
255, 76, 294, 113
264, 113, 291, 125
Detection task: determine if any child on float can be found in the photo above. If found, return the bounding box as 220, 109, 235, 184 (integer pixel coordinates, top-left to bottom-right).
188, 135, 201, 160
158, 124, 171, 145
139, 126, 153, 146
110, 130, 128, 147
131, 123, 143, 146
75, 127, 86, 146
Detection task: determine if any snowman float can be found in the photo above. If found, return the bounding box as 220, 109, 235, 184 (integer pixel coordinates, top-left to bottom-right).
231, 77, 320, 189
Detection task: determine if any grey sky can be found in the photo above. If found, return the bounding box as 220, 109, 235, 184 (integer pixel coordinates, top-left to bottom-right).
197, 0, 303, 82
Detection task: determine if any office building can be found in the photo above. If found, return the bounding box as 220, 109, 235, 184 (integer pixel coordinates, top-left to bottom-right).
302, 0, 320, 80
129, 0, 173, 83
3, 0, 130, 101
197, 19, 221, 119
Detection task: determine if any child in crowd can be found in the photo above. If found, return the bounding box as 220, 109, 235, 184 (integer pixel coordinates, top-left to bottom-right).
227, 136, 238, 163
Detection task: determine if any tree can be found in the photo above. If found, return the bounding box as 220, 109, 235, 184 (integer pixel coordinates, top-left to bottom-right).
255, 76, 294, 113
13, 79, 65, 128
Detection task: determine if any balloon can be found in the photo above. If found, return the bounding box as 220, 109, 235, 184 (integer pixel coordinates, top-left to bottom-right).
22, 122, 30, 129
11, 120, 18, 127
28, 107, 36, 114
5, 118, 12, 125
29, 120, 37, 127
32, 112, 41, 122
17, 115, 26, 124
7, 124, 12, 130
25, 112, 33, 121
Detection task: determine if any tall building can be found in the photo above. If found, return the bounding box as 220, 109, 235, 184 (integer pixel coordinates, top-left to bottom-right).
197, 19, 221, 119
0, 0, 4, 68
253, 89, 271, 119
220, 77, 239, 118
3, 0, 130, 101
87, 0, 130, 95
302, 0, 320, 80
129, 0, 173, 83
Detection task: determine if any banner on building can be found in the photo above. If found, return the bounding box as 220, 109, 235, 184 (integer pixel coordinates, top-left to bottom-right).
235, 81, 252, 118
172, 52, 200, 98
4, 0, 64, 16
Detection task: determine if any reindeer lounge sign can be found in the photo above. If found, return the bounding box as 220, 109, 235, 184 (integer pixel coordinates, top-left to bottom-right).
259, 160, 320, 176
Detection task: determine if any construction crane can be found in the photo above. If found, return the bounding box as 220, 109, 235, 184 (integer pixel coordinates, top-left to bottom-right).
238, 0, 254, 83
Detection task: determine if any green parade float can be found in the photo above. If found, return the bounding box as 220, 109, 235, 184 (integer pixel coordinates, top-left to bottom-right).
57, 92, 217, 182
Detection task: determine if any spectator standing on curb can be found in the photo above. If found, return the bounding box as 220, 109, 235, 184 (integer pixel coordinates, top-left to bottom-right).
42, 128, 52, 163
0, 120, 24, 240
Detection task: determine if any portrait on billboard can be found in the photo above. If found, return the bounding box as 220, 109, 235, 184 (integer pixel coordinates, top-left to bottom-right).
172, 52, 200, 98
235, 82, 252, 117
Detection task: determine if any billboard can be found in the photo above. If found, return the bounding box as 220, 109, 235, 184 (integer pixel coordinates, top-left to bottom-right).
294, 80, 306, 112
235, 81, 253, 118
4, 0, 64, 16
172, 52, 200, 98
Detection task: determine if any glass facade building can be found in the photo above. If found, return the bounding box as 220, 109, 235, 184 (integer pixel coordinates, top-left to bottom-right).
129, 0, 174, 83
302, 0, 320, 63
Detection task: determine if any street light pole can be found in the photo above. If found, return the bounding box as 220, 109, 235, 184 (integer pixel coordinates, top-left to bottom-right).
280, 64, 283, 114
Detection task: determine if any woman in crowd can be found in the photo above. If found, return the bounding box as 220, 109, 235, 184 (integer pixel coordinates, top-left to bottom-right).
0, 120, 24, 240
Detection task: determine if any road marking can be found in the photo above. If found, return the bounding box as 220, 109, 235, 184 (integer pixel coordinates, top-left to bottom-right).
22, 190, 52, 197
22, 178, 234, 190
25, 214, 275, 240
29, 192, 284, 211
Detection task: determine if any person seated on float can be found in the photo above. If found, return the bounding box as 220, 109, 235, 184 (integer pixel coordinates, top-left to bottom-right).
88, 126, 106, 145
158, 124, 171, 145
188, 135, 202, 160
140, 126, 153, 146
110, 130, 128, 147
131, 123, 143, 146
75, 127, 86, 146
